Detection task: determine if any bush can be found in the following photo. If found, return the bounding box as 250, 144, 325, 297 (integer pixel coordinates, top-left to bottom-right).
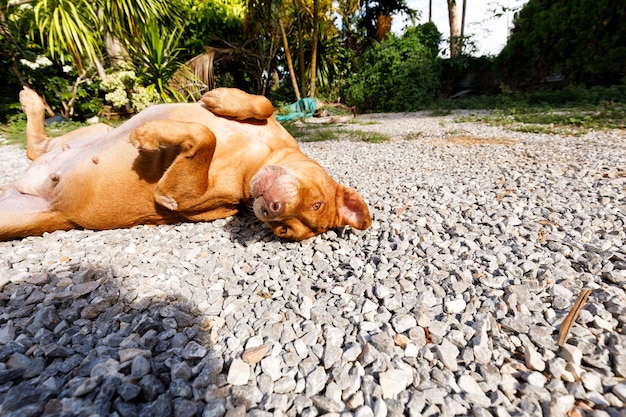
343, 22, 442, 112
440, 55, 499, 98
497, 0, 626, 89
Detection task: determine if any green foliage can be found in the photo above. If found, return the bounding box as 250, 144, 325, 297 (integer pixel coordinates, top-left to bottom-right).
278, 21, 355, 102
180, 0, 244, 57
16, 53, 102, 119
436, 84, 626, 111
0, 115, 104, 147
497, 0, 626, 89
101, 70, 156, 112
1, 2, 39, 120
129, 21, 187, 103
100, 0, 182, 41
343, 22, 441, 112
33, 0, 101, 72
0, 113, 28, 145
47, 72, 103, 118
440, 55, 499, 97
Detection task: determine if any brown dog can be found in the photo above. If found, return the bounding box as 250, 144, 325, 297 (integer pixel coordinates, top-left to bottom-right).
0, 87, 371, 241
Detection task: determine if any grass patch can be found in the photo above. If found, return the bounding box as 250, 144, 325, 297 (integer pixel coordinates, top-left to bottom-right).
352, 131, 389, 143
454, 103, 625, 134
1, 116, 127, 147
349, 120, 381, 126
282, 121, 389, 143
0, 114, 28, 145
428, 108, 453, 117
439, 85, 625, 134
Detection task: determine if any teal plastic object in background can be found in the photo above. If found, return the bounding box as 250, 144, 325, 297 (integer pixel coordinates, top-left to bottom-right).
275, 98, 317, 121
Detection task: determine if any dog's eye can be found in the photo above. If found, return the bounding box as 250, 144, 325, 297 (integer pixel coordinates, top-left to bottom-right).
311, 202, 322, 211
278, 226, 289, 235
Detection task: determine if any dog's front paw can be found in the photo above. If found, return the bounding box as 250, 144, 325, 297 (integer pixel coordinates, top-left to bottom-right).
155, 193, 178, 211
129, 123, 161, 151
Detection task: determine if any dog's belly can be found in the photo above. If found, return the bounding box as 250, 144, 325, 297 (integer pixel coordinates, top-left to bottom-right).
10, 103, 299, 229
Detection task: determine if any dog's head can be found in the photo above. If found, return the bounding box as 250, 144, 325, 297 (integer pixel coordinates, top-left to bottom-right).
250, 162, 372, 241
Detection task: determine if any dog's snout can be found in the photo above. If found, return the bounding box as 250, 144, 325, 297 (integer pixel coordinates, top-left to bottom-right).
257, 197, 283, 220
270, 201, 282, 214
260, 199, 283, 219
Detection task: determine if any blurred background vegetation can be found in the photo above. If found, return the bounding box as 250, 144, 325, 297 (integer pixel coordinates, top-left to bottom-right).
0, 0, 624, 126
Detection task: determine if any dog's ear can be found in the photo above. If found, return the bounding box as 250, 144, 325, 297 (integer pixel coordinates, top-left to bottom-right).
335, 185, 372, 230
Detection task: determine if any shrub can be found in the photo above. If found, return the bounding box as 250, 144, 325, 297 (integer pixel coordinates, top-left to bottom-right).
497, 0, 626, 89
343, 22, 442, 112
101, 70, 157, 113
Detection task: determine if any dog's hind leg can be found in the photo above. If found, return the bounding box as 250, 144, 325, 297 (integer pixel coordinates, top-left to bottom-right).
129, 120, 217, 211
0, 187, 74, 240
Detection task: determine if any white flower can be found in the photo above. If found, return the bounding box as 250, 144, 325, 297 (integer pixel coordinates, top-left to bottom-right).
35, 55, 53, 67
14, 1, 32, 10
62, 65, 73, 73
20, 59, 38, 69
20, 55, 54, 69
105, 88, 129, 109
101, 70, 137, 91
131, 87, 155, 112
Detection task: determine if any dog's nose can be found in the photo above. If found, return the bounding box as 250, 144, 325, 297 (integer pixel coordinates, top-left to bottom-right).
263, 201, 282, 218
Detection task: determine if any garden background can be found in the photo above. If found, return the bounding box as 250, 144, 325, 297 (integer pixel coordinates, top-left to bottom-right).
0, 0, 624, 135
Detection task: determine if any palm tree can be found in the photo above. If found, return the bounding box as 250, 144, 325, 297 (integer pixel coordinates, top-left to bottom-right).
308, 0, 319, 97
32, 0, 101, 74
360, 0, 416, 42
32, 0, 177, 80
446, 0, 468, 57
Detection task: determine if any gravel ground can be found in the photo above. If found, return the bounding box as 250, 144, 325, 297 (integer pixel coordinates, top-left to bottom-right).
0, 112, 625, 417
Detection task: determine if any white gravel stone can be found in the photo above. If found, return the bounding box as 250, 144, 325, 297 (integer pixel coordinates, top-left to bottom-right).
2, 115, 625, 416
457, 374, 491, 407
343, 343, 363, 362
548, 395, 576, 416
581, 371, 603, 392
524, 344, 546, 371
305, 367, 327, 396
559, 344, 583, 365
379, 368, 413, 399
227, 359, 250, 386
445, 298, 467, 314
435, 339, 460, 371
391, 313, 417, 333
613, 383, 626, 402
261, 356, 282, 381
526, 371, 547, 387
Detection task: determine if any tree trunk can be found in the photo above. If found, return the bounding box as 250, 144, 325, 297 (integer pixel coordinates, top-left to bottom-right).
375, 14, 392, 42
279, 17, 301, 100
429, 0, 432, 22
94, 55, 107, 82
308, 0, 319, 98
293, 0, 307, 97
447, 0, 460, 57
460, 0, 467, 53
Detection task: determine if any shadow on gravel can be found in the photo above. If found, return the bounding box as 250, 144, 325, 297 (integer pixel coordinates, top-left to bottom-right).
0, 266, 227, 417
222, 211, 275, 246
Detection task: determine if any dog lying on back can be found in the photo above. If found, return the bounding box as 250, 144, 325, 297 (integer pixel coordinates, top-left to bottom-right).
0, 87, 371, 241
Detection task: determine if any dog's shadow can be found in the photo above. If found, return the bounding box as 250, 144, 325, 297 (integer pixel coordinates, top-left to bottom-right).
222, 207, 277, 246
0, 267, 229, 415
221, 207, 356, 246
